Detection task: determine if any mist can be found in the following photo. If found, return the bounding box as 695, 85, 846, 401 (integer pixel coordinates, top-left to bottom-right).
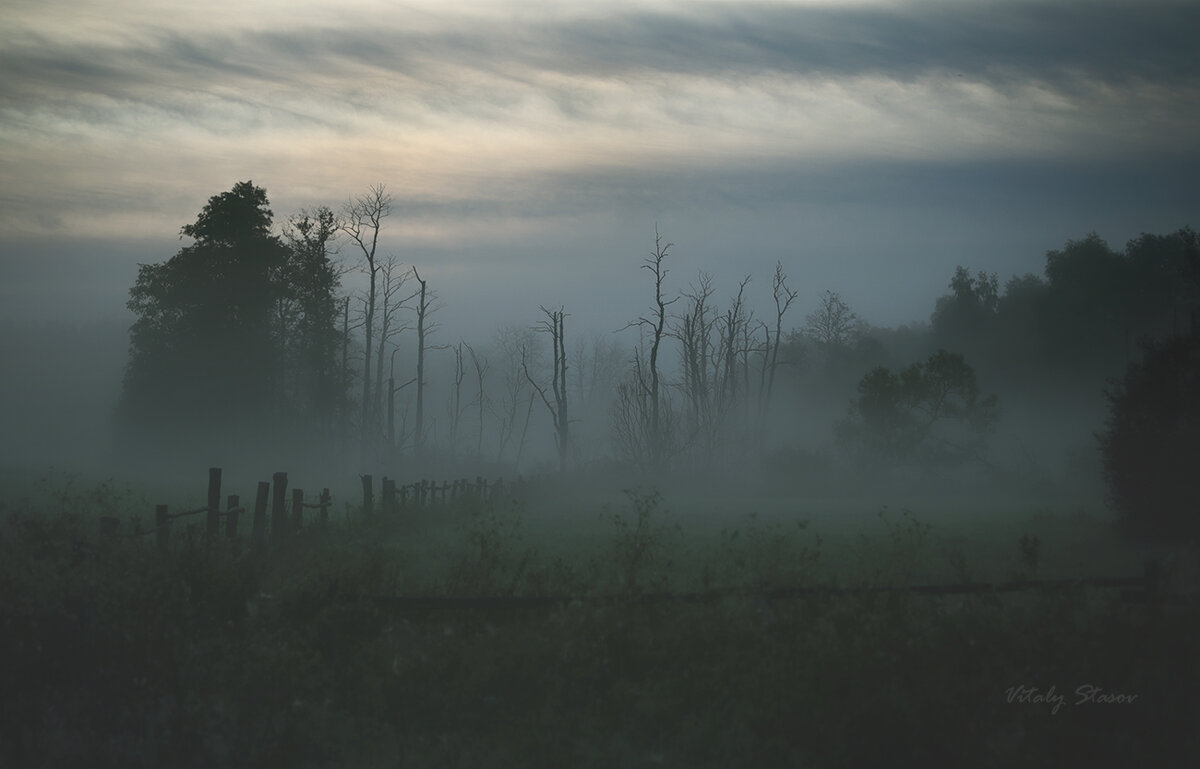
4, 0, 1200, 764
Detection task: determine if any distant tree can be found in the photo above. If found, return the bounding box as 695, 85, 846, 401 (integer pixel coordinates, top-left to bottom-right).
119, 181, 291, 452
1098, 331, 1200, 542
523, 306, 570, 472
342, 184, 392, 453
837, 349, 999, 466
762, 262, 799, 427
408, 266, 442, 459
930, 266, 999, 355
281, 206, 345, 441
618, 227, 679, 469
804, 289, 861, 350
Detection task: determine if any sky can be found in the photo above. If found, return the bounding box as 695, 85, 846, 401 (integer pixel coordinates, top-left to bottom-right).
2, 0, 1198, 341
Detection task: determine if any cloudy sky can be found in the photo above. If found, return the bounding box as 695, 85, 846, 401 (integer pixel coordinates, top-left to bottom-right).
2, 0, 1198, 339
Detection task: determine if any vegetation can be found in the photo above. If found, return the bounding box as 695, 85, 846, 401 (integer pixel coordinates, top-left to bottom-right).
1099, 331, 1200, 543
2, 479, 1197, 768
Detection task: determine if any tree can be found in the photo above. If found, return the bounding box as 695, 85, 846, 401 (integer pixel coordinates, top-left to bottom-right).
618, 227, 679, 468
930, 267, 999, 356
804, 289, 860, 350
119, 181, 291, 454
408, 266, 441, 458
523, 306, 570, 472
342, 184, 392, 453
281, 206, 344, 442
836, 349, 999, 466
762, 261, 799, 425
1098, 315, 1200, 543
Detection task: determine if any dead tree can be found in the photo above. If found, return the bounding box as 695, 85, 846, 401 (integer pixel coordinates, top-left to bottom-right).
620, 227, 678, 468
342, 184, 392, 454
408, 266, 441, 458
372, 257, 412, 426
762, 261, 799, 423
523, 306, 570, 471
465, 342, 490, 458
447, 341, 468, 455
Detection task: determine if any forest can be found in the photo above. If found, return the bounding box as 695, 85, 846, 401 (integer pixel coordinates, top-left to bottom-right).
110, 182, 1200, 522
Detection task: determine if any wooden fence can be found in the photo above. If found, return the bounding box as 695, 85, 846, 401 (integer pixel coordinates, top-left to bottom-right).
91, 469, 1185, 611
358, 473, 519, 517
97, 467, 518, 552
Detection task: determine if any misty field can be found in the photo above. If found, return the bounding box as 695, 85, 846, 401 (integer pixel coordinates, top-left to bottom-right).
3, 469, 1199, 768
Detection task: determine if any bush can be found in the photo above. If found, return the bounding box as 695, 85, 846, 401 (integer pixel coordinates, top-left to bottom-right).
1098, 330, 1200, 542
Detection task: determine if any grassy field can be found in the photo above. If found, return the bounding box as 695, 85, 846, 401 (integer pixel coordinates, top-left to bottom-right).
2, 467, 1198, 767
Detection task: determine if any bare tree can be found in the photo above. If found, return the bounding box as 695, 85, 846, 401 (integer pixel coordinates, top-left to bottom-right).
523, 306, 570, 472
408, 266, 442, 458
465, 342, 490, 458
763, 261, 799, 418
804, 289, 861, 349
446, 341, 468, 456
673, 272, 718, 450
372, 257, 412, 426
342, 184, 392, 452
620, 226, 678, 468
491, 326, 539, 467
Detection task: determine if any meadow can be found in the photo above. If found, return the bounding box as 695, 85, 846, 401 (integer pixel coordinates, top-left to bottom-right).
2, 467, 1198, 767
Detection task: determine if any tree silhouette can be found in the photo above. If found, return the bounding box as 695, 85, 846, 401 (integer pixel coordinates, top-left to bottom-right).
118, 182, 345, 460
837, 349, 999, 466
119, 182, 289, 452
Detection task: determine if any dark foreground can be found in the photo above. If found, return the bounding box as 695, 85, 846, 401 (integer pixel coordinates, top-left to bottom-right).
2, 503, 1198, 769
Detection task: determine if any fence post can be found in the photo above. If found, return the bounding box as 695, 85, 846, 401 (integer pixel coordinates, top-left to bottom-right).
382, 478, 396, 516
156, 504, 169, 553
292, 489, 304, 533
253, 481, 270, 553
419, 479, 428, 506
226, 494, 240, 539
206, 467, 222, 539
271, 472, 288, 546
361, 474, 374, 518
319, 488, 331, 526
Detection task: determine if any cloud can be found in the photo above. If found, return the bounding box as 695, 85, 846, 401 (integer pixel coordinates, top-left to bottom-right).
0, 0, 1197, 243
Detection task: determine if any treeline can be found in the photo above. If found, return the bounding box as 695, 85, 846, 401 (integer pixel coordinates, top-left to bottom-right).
114, 180, 1199, 484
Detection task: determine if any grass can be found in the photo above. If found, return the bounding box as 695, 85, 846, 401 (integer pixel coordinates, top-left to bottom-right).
2, 471, 1198, 767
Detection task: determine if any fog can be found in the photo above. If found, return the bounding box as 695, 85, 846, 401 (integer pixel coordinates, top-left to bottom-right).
0, 217, 1170, 515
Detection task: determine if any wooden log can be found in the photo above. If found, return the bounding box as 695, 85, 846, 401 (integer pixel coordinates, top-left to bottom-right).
271, 472, 288, 546
226, 494, 240, 539
206, 467, 222, 539
292, 489, 304, 533
361, 474, 374, 518
252, 481, 270, 553
156, 504, 169, 553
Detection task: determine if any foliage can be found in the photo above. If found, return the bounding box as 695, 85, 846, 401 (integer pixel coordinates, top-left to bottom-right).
837, 349, 999, 466
117, 182, 345, 460
1098, 330, 1200, 542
